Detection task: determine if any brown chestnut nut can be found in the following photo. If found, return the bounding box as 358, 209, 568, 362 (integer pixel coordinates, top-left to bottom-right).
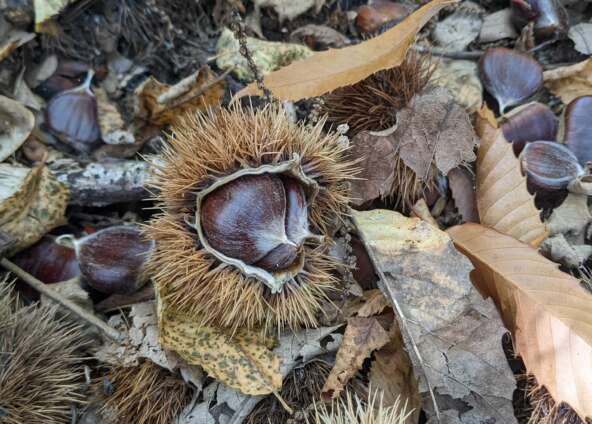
356, 1, 412, 34
501, 102, 557, 155
77, 225, 154, 295
45, 70, 101, 154
13, 236, 80, 284
36, 60, 91, 99
479, 48, 543, 115
564, 96, 592, 167
520, 141, 584, 191
200, 173, 309, 273
510, 0, 568, 39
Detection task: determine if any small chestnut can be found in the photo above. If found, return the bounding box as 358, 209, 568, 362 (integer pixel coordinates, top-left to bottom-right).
356, 1, 412, 33
479, 48, 543, 115
200, 173, 309, 273
76, 225, 154, 295
563, 96, 592, 167
45, 70, 101, 154
501, 102, 557, 155
36, 60, 91, 99
510, 0, 568, 39
13, 236, 80, 284
520, 141, 584, 191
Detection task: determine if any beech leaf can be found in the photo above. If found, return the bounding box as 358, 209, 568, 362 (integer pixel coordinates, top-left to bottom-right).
543, 59, 592, 105
448, 223, 592, 420
474, 108, 548, 246
237, 0, 455, 100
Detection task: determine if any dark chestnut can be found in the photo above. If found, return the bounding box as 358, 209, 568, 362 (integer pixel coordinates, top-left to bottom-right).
13, 236, 80, 284
200, 173, 309, 273
501, 102, 557, 155
78, 225, 154, 295
356, 1, 412, 33
36, 60, 91, 99
510, 0, 568, 39
45, 70, 101, 154
479, 48, 543, 115
520, 141, 584, 191
563, 96, 592, 167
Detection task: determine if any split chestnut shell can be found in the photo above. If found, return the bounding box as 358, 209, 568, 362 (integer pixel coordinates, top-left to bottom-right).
520, 141, 584, 191
479, 48, 543, 114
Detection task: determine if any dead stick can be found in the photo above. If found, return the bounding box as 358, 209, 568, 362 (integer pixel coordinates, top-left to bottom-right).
1, 258, 123, 342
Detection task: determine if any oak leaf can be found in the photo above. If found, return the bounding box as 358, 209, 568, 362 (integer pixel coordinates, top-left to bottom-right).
448, 223, 592, 420
322, 316, 390, 398
474, 108, 548, 246
237, 0, 455, 100
543, 59, 592, 104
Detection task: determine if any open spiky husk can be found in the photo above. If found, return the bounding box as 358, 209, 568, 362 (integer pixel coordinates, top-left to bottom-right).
100, 361, 192, 424
322, 52, 436, 209
310, 389, 411, 424
523, 375, 588, 424
146, 105, 356, 334
0, 281, 88, 424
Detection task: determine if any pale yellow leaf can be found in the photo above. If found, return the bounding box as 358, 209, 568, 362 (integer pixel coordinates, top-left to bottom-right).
448, 223, 592, 420
237, 0, 456, 100
474, 110, 548, 246
161, 312, 281, 396
543, 59, 592, 105
34, 0, 78, 30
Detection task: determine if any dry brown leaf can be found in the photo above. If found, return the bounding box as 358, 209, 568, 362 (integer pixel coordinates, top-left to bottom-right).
135, 65, 224, 126
353, 210, 516, 423
358, 289, 391, 318
369, 325, 421, 424
474, 109, 548, 246
322, 316, 390, 398
448, 167, 479, 223
348, 131, 396, 207
394, 86, 478, 177
543, 59, 592, 105
448, 223, 592, 420
237, 0, 455, 100
0, 31, 35, 63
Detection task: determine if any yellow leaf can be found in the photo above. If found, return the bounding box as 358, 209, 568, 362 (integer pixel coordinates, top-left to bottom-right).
0, 164, 69, 253
448, 223, 592, 420
237, 0, 456, 100
161, 311, 281, 396
474, 110, 548, 246
34, 0, 78, 32
543, 59, 592, 105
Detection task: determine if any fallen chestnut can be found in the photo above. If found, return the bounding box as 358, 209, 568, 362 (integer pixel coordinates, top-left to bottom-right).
520, 141, 584, 191
36, 60, 90, 99
13, 236, 80, 284
501, 102, 557, 155
563, 96, 592, 167
479, 48, 543, 115
75, 225, 154, 295
45, 70, 101, 154
356, 1, 412, 33
201, 173, 311, 273
510, 0, 568, 39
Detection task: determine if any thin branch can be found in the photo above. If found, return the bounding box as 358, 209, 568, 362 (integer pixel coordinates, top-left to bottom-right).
1, 258, 123, 342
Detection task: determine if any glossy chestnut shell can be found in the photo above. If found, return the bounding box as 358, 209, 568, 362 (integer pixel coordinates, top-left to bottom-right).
201, 173, 309, 273
78, 225, 154, 294
564, 96, 592, 167
501, 102, 557, 155
520, 141, 584, 191
510, 0, 568, 39
479, 48, 543, 114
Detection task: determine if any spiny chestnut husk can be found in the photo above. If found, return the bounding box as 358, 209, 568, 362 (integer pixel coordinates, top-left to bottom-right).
146, 105, 355, 333
479, 48, 543, 115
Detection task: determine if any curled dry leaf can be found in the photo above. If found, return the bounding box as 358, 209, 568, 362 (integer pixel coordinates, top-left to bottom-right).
568, 23, 592, 55
95, 88, 133, 145
393, 86, 478, 178
369, 325, 421, 424
474, 107, 548, 246
448, 167, 479, 223
322, 316, 390, 399
353, 209, 517, 423
543, 59, 592, 104
0, 29, 35, 62
237, 0, 454, 100
448, 223, 592, 420
161, 310, 281, 396
0, 95, 35, 161
135, 65, 225, 126
0, 164, 69, 254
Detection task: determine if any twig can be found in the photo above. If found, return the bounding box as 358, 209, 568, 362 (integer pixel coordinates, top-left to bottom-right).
1, 258, 123, 342
412, 44, 483, 60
